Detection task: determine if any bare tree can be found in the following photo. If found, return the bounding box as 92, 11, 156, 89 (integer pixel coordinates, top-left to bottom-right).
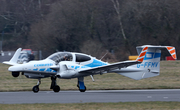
111, 0, 132, 55
111, 0, 126, 40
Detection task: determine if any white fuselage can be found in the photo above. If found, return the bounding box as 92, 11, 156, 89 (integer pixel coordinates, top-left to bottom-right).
8, 52, 110, 79
7, 49, 162, 80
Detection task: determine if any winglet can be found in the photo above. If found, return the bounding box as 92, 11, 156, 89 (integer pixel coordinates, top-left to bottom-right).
166, 46, 177, 60
136, 46, 148, 62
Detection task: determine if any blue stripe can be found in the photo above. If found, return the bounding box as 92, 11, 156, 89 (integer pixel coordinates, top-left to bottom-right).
85, 59, 107, 67
33, 69, 38, 71
144, 52, 161, 60
39, 68, 45, 71
154, 53, 161, 58
46, 68, 52, 72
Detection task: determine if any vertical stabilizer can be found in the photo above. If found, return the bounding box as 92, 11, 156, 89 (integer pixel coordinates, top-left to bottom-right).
136, 46, 148, 62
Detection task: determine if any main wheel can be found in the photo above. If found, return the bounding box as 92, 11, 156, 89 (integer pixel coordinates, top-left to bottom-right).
79, 86, 86, 92
32, 85, 39, 93
53, 85, 60, 92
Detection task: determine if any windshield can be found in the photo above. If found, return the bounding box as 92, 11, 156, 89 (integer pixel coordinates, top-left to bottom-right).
47, 52, 73, 63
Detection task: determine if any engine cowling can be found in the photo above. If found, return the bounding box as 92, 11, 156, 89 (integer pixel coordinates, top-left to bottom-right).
12, 72, 20, 77
56, 62, 79, 78
57, 70, 78, 79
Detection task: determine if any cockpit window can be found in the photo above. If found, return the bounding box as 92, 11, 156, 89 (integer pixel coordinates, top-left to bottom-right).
48, 52, 73, 64
75, 54, 91, 62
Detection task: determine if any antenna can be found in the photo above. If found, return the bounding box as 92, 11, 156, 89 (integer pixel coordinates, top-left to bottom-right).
90, 75, 95, 82
100, 51, 108, 60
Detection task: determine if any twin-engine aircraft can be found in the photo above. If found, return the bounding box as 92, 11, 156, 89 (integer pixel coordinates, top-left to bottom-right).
3, 45, 177, 93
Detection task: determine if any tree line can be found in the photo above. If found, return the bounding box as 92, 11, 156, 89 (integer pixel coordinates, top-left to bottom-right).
0, 0, 180, 61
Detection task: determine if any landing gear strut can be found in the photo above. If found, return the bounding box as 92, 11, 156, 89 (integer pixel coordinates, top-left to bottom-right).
32, 79, 41, 93
50, 76, 60, 92
77, 77, 86, 92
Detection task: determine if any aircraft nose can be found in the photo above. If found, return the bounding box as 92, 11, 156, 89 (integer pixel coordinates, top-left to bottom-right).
8, 65, 24, 72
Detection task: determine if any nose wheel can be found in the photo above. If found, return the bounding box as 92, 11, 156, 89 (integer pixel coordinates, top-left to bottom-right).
32, 85, 39, 93
32, 79, 41, 93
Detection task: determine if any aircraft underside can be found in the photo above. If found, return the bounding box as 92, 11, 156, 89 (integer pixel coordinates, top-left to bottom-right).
23, 72, 87, 93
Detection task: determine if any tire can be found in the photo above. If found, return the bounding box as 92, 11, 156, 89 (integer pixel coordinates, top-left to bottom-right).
79, 86, 86, 92
53, 85, 60, 92
32, 85, 39, 93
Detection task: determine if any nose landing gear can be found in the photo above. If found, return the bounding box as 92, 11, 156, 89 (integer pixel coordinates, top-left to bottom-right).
32, 79, 41, 93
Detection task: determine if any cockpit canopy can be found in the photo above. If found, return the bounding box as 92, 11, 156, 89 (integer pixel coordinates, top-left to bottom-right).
47, 52, 73, 64
75, 54, 91, 62
47, 52, 91, 64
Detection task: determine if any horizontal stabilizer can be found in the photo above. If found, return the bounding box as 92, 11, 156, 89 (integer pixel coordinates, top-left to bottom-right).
136, 45, 177, 60
166, 46, 177, 59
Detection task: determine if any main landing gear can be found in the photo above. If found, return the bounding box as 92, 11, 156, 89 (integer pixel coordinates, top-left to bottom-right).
32, 76, 60, 93
50, 76, 60, 92
77, 77, 86, 92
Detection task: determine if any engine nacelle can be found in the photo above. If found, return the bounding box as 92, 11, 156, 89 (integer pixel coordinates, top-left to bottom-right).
57, 70, 78, 79
56, 62, 79, 78
12, 72, 20, 77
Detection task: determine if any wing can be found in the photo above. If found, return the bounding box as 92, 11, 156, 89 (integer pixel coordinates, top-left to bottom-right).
79, 46, 148, 76
79, 60, 141, 75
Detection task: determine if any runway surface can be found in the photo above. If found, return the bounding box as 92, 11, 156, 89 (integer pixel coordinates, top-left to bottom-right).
0, 89, 180, 104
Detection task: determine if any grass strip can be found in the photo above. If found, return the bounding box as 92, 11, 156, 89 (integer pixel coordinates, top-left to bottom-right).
0, 102, 180, 110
